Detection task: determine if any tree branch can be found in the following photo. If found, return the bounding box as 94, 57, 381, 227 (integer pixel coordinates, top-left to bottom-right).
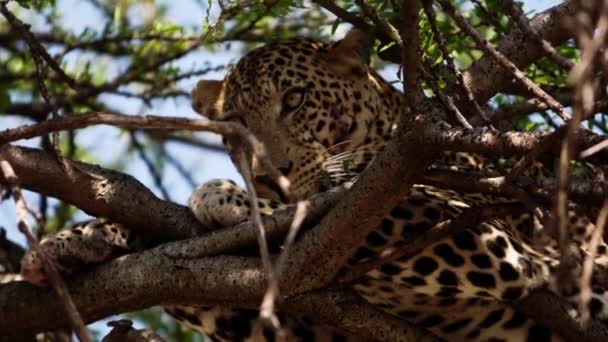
460, 1, 576, 108
0, 247, 436, 341
0, 144, 207, 241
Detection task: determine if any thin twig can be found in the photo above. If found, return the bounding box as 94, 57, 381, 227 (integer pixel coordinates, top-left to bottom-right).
569, 0, 608, 86
0, 2, 78, 89
355, 0, 402, 44
313, 0, 370, 31
552, 0, 602, 295
129, 132, 172, 201
233, 145, 280, 329
437, 0, 570, 121
422, 0, 490, 125
580, 138, 608, 158
159, 144, 197, 189
0, 159, 91, 342
259, 200, 308, 335
421, 62, 473, 128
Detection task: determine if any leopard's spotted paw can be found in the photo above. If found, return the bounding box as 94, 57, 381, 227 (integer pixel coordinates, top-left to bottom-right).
189, 179, 286, 228
21, 218, 131, 286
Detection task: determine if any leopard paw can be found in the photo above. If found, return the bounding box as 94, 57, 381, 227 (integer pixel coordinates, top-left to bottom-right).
21, 218, 131, 286
189, 179, 286, 228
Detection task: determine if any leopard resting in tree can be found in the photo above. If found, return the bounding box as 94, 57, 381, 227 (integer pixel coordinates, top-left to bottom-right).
5, 29, 608, 341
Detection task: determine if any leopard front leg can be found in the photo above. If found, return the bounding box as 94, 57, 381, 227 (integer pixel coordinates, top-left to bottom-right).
20, 218, 131, 286
189, 179, 285, 228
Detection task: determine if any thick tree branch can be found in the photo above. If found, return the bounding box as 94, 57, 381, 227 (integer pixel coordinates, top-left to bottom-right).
427, 125, 608, 160
0, 144, 207, 240
0, 247, 436, 341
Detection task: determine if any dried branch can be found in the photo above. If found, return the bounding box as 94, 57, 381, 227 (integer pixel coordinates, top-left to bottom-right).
580, 137, 608, 158
552, 0, 603, 295
399, 0, 424, 106
0, 160, 91, 342
514, 288, 608, 342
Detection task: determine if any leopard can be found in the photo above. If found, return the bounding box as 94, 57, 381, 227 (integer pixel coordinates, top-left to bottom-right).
10, 29, 608, 341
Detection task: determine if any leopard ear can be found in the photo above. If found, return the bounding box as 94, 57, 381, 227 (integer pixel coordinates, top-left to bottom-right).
325, 29, 371, 77
191, 80, 225, 120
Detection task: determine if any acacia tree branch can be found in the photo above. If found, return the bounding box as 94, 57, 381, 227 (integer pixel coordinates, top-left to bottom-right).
0, 247, 437, 342
0, 144, 207, 241
460, 1, 577, 109
438, 0, 569, 121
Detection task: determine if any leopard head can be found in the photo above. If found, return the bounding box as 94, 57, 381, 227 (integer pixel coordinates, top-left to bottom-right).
192, 30, 404, 200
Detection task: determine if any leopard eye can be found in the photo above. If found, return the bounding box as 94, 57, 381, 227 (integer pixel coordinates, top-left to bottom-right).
281, 87, 306, 115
